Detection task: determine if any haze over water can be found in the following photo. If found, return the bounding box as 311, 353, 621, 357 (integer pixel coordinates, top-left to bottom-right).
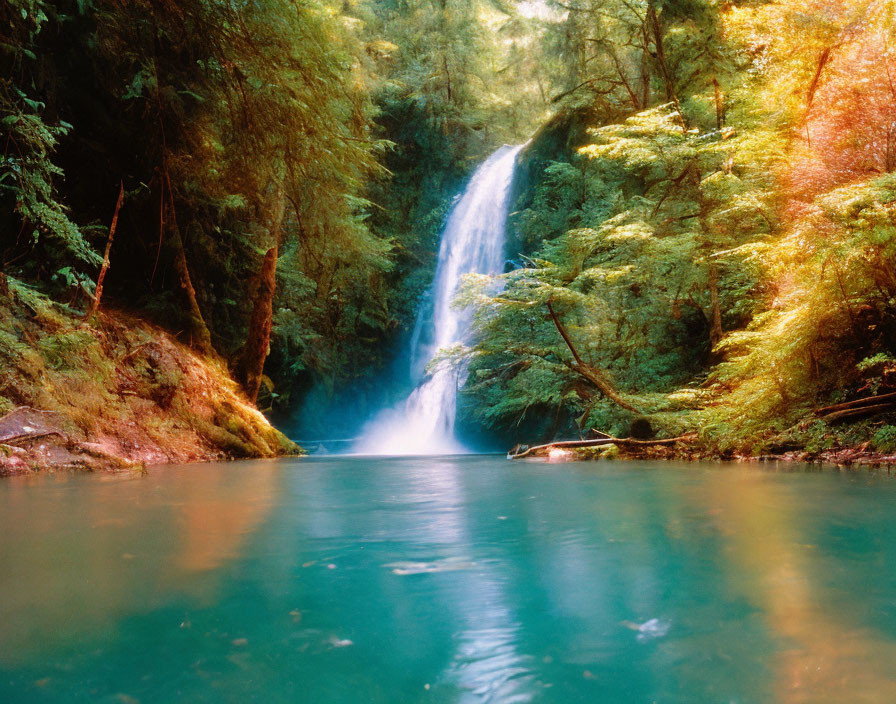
4, 456, 896, 703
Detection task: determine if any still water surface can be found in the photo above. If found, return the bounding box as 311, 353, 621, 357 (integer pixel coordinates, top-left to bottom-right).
3, 456, 896, 703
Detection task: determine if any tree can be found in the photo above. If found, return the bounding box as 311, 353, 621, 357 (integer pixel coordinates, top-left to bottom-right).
1, 1, 100, 280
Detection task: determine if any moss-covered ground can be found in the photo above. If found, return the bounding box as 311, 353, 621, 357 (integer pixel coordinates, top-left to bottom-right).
0, 277, 301, 475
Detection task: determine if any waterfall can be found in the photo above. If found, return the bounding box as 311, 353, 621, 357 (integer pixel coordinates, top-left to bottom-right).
354, 144, 523, 455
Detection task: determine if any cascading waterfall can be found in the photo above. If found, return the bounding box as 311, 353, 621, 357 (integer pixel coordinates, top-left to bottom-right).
354, 144, 523, 455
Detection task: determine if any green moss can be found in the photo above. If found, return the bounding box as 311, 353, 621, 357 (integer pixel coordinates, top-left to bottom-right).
38, 330, 103, 372
872, 426, 896, 454
0, 277, 298, 469
576, 443, 619, 460
599, 443, 620, 460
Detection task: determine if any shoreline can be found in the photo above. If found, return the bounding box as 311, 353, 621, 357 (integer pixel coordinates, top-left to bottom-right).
0, 431, 303, 478
8, 441, 896, 477
509, 440, 896, 469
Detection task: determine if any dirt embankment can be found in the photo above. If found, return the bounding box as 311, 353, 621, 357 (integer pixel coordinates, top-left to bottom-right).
0, 278, 301, 476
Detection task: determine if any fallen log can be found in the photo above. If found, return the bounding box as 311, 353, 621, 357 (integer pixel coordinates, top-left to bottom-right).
815, 391, 896, 416
508, 433, 697, 460
819, 403, 895, 423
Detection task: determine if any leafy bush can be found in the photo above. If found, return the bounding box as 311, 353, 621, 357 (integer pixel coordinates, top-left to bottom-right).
873, 426, 896, 454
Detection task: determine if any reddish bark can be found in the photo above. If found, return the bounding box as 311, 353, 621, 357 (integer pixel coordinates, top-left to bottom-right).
240, 245, 278, 403
86, 182, 124, 319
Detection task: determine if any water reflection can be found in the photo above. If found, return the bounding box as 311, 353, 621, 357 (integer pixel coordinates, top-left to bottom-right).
0, 462, 279, 667
2, 458, 896, 703
280, 456, 537, 701
697, 471, 896, 703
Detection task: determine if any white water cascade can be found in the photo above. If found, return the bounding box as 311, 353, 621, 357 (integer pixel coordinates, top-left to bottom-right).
354, 144, 523, 455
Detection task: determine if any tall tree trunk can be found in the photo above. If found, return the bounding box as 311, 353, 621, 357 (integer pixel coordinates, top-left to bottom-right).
712, 77, 725, 130
442, 54, 452, 104
709, 263, 723, 346
803, 47, 833, 144
239, 191, 285, 404
647, 1, 686, 129
153, 58, 215, 357
164, 171, 215, 357
86, 182, 124, 320
640, 22, 651, 108
240, 245, 278, 403
805, 47, 832, 113
691, 162, 723, 350
171, 226, 215, 357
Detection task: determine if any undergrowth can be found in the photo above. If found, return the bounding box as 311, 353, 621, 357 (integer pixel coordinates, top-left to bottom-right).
0, 276, 300, 468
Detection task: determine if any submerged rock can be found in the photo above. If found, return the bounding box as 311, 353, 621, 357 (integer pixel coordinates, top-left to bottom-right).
621, 618, 672, 641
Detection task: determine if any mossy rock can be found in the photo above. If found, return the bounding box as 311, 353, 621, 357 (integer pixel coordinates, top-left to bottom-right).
577, 443, 619, 460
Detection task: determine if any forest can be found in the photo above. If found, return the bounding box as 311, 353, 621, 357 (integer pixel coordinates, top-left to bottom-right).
3, 0, 896, 468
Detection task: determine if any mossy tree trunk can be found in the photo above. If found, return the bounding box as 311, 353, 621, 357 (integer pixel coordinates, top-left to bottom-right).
170, 225, 215, 357
239, 189, 285, 404
160, 154, 216, 358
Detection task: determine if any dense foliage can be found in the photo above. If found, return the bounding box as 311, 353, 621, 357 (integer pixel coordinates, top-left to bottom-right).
459, 0, 896, 452
3, 0, 895, 454
3, 0, 393, 410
